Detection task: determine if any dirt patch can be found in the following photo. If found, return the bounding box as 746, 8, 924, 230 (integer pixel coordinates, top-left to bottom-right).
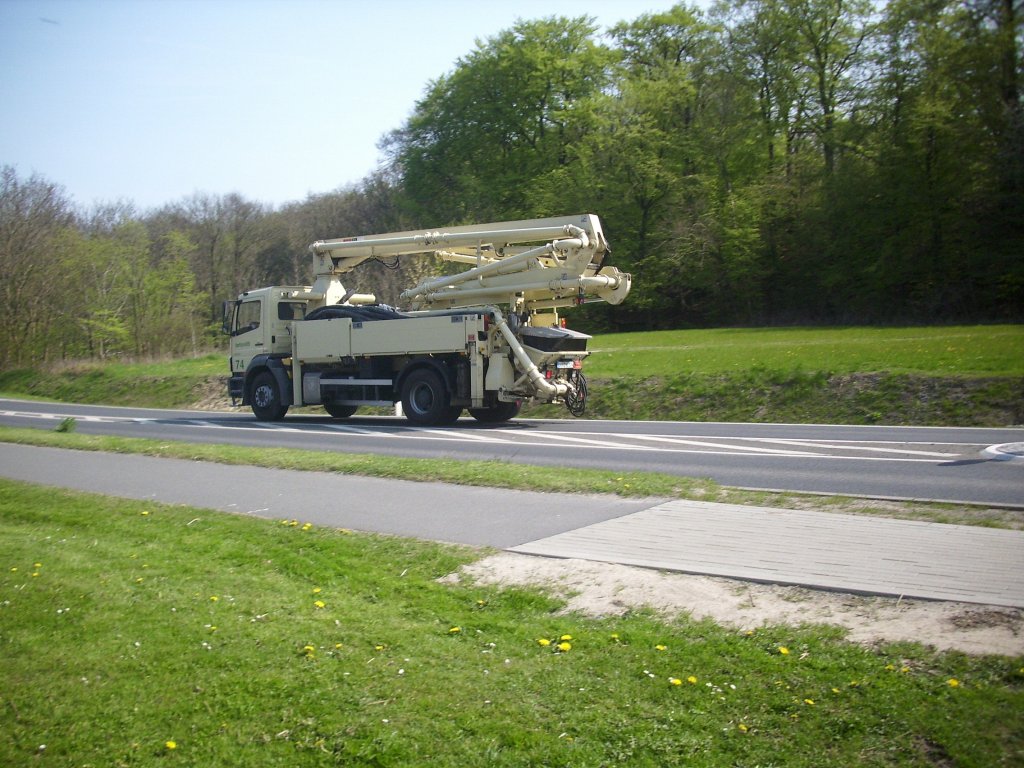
190, 376, 235, 411
445, 553, 1024, 657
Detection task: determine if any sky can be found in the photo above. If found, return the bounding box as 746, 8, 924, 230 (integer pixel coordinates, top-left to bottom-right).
1, 0, 678, 212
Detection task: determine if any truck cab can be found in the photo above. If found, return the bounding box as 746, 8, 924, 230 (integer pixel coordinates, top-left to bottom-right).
224, 287, 310, 406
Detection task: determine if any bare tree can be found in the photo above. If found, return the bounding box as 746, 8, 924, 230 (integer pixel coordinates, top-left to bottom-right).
0, 166, 76, 366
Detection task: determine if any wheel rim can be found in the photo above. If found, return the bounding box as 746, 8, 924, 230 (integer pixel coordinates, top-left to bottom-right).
254, 384, 274, 408
410, 382, 435, 414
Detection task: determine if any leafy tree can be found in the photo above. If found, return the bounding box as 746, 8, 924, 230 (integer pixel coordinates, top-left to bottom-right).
789, 0, 876, 178
385, 16, 617, 224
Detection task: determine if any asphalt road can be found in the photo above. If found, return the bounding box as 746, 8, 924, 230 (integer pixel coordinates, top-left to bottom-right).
0, 442, 655, 548
1, 398, 1022, 506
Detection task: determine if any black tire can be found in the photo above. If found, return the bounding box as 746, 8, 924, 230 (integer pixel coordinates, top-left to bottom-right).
324, 402, 358, 419
468, 399, 522, 423
250, 371, 288, 421
401, 368, 461, 426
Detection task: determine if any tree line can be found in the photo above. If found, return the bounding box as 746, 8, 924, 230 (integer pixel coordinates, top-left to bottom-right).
2, 0, 1020, 367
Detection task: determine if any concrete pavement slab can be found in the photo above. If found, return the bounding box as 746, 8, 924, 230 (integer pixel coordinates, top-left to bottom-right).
510, 499, 1024, 607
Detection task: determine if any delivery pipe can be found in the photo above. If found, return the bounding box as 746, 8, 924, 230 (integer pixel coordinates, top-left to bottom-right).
489, 307, 568, 399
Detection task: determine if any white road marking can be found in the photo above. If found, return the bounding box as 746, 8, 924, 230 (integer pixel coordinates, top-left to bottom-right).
492, 429, 661, 450
625, 433, 822, 457
413, 427, 512, 443
741, 437, 960, 458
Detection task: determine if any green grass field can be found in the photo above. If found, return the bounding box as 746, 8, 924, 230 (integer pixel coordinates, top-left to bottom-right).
577, 325, 1024, 426
2, 480, 1020, 767
585, 325, 1024, 378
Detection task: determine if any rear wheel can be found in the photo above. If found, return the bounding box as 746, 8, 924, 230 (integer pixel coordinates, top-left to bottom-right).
324, 402, 358, 419
401, 368, 461, 426
468, 399, 522, 423
250, 371, 288, 421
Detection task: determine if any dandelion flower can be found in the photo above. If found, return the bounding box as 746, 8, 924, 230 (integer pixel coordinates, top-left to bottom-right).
165, 740, 177, 750
448, 627, 461, 634
778, 646, 790, 655
141, 511, 150, 516
312, 587, 322, 594
557, 642, 572, 652
313, 600, 325, 609
738, 723, 749, 733
560, 634, 573, 642
302, 523, 313, 531
804, 699, 815, 706
537, 638, 551, 647
947, 678, 960, 688
209, 596, 219, 602
655, 644, 667, 652
669, 677, 682, 686
687, 676, 698, 685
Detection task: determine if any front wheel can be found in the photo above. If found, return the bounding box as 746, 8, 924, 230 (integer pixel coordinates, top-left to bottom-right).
250, 371, 288, 421
401, 368, 461, 426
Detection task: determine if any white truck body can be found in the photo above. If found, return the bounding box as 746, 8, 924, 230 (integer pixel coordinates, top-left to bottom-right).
224, 214, 630, 425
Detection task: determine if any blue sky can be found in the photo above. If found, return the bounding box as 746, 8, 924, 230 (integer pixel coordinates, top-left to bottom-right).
1, 0, 675, 211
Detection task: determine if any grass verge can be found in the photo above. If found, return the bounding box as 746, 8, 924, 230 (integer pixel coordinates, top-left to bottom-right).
559, 371, 1024, 426
0, 354, 223, 410
0, 426, 1020, 529
1, 479, 1021, 767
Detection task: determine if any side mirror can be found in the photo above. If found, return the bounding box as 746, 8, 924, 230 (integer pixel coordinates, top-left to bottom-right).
221, 300, 236, 335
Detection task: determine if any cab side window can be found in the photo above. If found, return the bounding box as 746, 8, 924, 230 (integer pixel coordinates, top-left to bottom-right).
234, 300, 262, 335
278, 302, 306, 321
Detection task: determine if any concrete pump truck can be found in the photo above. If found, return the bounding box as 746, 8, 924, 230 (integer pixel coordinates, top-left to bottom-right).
223, 213, 631, 426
